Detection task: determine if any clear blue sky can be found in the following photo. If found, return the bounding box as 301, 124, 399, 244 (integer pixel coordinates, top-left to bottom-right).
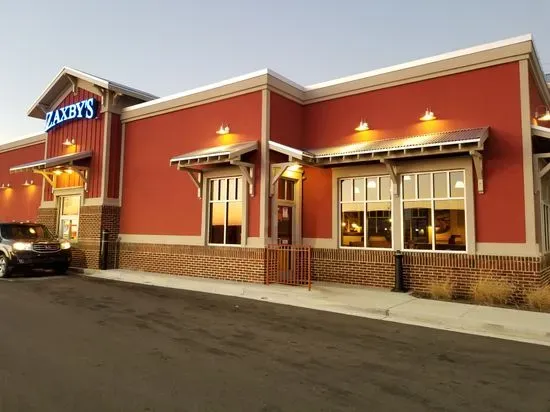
1, 0, 549, 143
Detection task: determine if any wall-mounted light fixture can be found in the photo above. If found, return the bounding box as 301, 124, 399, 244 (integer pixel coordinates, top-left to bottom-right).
419, 109, 436, 121
65, 167, 74, 175
535, 106, 550, 122
62, 138, 76, 147
22, 180, 34, 187
216, 124, 230, 135
0, 183, 11, 190
53, 168, 64, 176
354, 120, 369, 132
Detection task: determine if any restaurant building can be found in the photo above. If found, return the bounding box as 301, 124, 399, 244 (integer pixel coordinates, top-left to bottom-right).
1, 34, 550, 298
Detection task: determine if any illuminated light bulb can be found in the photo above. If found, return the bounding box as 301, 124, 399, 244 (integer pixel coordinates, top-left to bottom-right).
62, 138, 75, 146
53, 169, 63, 176
354, 120, 369, 132
216, 124, 230, 135
420, 109, 436, 121
22, 180, 33, 186
65, 168, 74, 175
537, 109, 550, 122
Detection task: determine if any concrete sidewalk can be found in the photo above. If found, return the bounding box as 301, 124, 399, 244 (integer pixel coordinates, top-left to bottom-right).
78, 268, 550, 347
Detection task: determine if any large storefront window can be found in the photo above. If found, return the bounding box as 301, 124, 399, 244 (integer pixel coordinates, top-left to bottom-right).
59, 195, 81, 241
208, 177, 243, 245
402, 171, 466, 252
340, 176, 392, 248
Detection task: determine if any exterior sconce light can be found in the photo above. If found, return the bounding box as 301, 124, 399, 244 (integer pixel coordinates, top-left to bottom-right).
354, 120, 369, 132
420, 109, 436, 121
216, 124, 230, 135
535, 106, 550, 122
53, 169, 64, 176
62, 138, 76, 147
0, 183, 10, 190
22, 180, 34, 187
65, 167, 74, 175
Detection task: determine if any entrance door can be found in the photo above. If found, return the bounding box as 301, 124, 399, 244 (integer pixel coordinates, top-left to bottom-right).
58, 195, 81, 241
277, 205, 293, 245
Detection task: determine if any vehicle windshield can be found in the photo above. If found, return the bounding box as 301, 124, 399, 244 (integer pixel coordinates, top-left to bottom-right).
0, 224, 53, 240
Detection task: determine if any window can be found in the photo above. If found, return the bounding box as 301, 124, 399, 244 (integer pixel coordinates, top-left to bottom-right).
402, 171, 466, 252
278, 178, 295, 201
340, 176, 392, 248
208, 177, 243, 245
59, 195, 81, 241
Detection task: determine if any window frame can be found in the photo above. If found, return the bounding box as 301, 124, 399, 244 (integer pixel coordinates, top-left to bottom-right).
206, 176, 244, 247
58, 194, 81, 242
338, 175, 393, 250
401, 169, 468, 254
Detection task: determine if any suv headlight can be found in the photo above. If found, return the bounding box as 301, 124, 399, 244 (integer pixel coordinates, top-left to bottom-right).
13, 242, 32, 251
60, 241, 71, 250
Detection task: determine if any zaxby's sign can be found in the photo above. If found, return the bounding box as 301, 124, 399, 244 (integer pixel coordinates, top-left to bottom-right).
45, 98, 98, 132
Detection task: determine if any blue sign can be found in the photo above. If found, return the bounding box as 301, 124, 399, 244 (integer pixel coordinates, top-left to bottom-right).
45, 98, 98, 132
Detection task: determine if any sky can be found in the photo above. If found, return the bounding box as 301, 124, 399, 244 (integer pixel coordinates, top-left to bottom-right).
1, 0, 549, 144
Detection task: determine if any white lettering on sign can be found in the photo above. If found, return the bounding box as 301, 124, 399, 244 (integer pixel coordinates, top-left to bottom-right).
45, 98, 98, 132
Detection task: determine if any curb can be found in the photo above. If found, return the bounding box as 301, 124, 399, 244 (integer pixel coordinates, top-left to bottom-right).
76, 270, 550, 347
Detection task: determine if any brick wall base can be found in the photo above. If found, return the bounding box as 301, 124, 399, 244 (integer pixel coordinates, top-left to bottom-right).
312, 249, 546, 302
37, 204, 120, 270
118, 243, 265, 283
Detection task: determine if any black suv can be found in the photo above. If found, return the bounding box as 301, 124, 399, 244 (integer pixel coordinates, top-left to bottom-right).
0, 222, 72, 278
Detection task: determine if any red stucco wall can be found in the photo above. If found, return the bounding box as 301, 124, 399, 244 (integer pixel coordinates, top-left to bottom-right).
270, 92, 304, 147
120, 92, 263, 236
301, 62, 524, 243
45, 88, 104, 200
0, 143, 45, 222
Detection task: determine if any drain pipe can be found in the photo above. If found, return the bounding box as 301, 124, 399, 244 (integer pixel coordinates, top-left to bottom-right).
392, 250, 405, 292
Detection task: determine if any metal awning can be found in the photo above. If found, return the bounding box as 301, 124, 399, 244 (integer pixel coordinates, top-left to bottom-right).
170, 141, 258, 198
9, 151, 92, 193
269, 128, 489, 194
170, 141, 258, 167
9, 151, 92, 173
309, 127, 489, 164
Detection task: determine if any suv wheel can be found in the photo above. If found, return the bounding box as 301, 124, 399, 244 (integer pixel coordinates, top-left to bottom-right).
0, 254, 12, 278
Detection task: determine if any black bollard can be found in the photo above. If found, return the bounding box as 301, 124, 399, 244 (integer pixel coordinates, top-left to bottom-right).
392, 250, 405, 292
100, 229, 110, 270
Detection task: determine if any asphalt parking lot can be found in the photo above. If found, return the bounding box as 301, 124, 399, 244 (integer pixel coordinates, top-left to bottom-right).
0, 273, 549, 411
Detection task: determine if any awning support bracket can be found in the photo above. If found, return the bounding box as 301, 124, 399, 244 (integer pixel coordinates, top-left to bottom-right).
67, 75, 78, 94
179, 167, 203, 198
470, 150, 484, 194
270, 162, 294, 197
230, 160, 255, 196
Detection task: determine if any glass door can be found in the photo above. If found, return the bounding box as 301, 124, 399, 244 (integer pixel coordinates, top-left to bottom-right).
59, 195, 81, 241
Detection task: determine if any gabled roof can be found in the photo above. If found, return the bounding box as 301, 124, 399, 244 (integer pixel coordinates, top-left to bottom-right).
28, 67, 158, 119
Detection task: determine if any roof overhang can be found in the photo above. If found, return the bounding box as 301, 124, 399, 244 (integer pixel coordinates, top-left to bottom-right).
9, 151, 92, 173
532, 125, 550, 140
170, 142, 258, 198
270, 128, 488, 166
170, 141, 258, 168
28, 67, 158, 119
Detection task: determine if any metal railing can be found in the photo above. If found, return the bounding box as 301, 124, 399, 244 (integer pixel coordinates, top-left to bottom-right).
266, 244, 311, 290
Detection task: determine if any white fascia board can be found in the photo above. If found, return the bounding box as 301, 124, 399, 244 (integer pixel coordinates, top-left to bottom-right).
304, 34, 533, 91
123, 69, 272, 113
